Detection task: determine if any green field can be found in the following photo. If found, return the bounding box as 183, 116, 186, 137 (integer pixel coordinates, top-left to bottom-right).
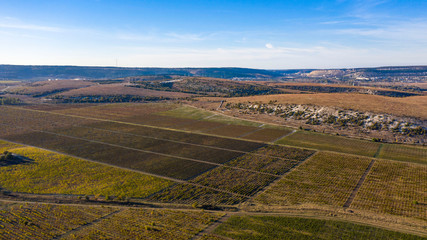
255, 152, 372, 207
276, 131, 381, 157
0, 140, 22, 153
207, 215, 425, 240
351, 160, 427, 220
379, 144, 427, 164
0, 146, 172, 198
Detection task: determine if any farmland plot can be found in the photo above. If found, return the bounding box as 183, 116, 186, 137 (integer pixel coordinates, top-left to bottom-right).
3, 131, 216, 180
148, 183, 248, 205
208, 215, 425, 240
241, 127, 293, 142
204, 124, 260, 138
0, 203, 116, 239
277, 131, 381, 157
0, 106, 95, 132
379, 144, 427, 164
0, 146, 172, 198
0, 140, 22, 153
255, 152, 372, 207
224, 145, 315, 175
54, 102, 175, 120
351, 160, 427, 220
189, 166, 277, 196
63, 208, 223, 240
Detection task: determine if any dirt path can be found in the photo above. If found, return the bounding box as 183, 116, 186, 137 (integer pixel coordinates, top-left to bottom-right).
373, 143, 384, 158
343, 159, 376, 208
53, 209, 123, 239
271, 129, 296, 142
243, 151, 318, 207
238, 128, 263, 138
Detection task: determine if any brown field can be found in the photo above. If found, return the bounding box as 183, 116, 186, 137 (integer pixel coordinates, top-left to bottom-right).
6, 80, 94, 95
222, 93, 427, 119
57, 83, 193, 98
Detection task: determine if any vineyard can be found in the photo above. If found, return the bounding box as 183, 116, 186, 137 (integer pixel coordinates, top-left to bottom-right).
276, 131, 381, 157
0, 147, 172, 198
378, 144, 427, 164
0, 203, 116, 239
0, 202, 222, 240
255, 152, 372, 206
350, 160, 427, 220
63, 208, 222, 240
0, 102, 425, 238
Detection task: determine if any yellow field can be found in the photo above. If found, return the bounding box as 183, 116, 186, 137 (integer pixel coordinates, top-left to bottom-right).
223, 93, 427, 119
0, 146, 172, 198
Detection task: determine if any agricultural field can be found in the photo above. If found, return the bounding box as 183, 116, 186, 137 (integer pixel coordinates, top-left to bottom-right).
206, 215, 425, 240
15, 103, 291, 142
157, 105, 263, 127
276, 131, 381, 157
255, 152, 372, 207
0, 146, 172, 198
189, 166, 277, 197
0, 140, 22, 153
4, 80, 94, 97
205, 124, 260, 138
63, 208, 222, 240
0, 101, 425, 238
0, 202, 116, 239
224, 145, 315, 175
55, 83, 194, 98
350, 160, 427, 220
378, 144, 427, 164
241, 128, 293, 142
0, 202, 222, 240
149, 183, 249, 205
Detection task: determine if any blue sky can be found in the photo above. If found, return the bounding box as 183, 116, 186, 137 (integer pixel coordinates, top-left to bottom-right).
0, 0, 426, 69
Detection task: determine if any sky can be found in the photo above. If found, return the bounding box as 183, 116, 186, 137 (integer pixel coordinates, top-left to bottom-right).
0, 0, 426, 69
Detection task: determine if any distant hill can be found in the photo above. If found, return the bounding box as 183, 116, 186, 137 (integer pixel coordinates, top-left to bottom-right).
0, 65, 282, 81
0, 64, 426, 82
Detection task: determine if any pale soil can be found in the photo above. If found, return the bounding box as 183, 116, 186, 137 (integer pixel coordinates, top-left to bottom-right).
201, 93, 427, 119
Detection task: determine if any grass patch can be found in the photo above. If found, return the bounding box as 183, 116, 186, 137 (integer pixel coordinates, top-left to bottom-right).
211, 215, 425, 240
276, 131, 380, 157
0, 140, 22, 153
0, 146, 172, 198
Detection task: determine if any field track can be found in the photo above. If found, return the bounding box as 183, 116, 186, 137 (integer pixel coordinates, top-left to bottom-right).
343, 159, 376, 208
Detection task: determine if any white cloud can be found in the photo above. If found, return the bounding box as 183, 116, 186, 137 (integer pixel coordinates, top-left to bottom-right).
265, 43, 274, 49
0, 22, 63, 32
334, 19, 427, 44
